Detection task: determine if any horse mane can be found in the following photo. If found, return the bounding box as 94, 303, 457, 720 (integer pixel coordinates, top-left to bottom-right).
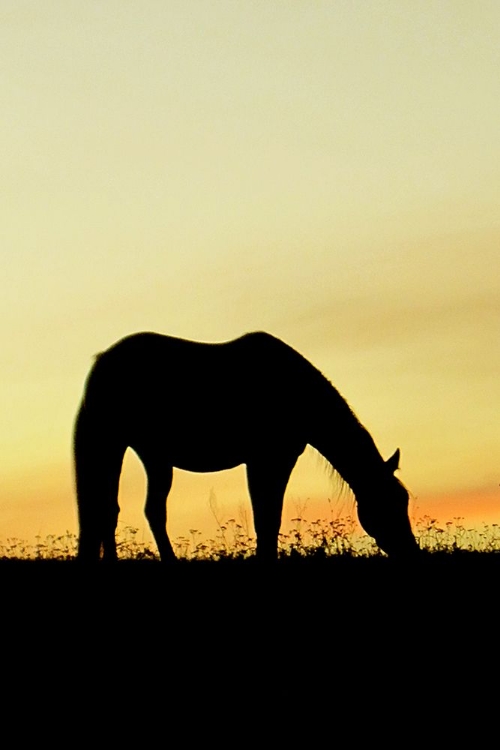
279, 340, 363, 507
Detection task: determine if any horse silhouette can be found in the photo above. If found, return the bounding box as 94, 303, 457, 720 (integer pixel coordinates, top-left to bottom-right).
74, 331, 418, 561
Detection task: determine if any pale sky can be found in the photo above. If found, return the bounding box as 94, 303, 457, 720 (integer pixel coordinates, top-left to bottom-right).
1, 2, 499, 546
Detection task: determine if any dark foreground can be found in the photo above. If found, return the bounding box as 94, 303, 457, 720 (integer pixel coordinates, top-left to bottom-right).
3, 551, 499, 621
2, 553, 498, 731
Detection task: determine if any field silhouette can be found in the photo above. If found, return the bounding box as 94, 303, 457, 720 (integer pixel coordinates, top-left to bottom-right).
2, 513, 500, 561
3, 513, 498, 688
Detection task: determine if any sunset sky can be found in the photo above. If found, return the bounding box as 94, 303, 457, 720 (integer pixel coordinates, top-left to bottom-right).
1, 2, 499, 548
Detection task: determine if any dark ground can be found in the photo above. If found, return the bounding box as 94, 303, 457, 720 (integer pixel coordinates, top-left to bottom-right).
3, 552, 498, 629
2, 554, 497, 733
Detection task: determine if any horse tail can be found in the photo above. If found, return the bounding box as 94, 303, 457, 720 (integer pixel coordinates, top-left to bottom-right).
74, 356, 126, 561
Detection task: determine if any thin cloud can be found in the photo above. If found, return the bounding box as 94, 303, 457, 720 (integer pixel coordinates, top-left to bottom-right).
282, 292, 499, 354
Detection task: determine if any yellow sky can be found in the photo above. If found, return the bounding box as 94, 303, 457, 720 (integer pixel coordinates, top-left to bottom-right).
1, 2, 499, 546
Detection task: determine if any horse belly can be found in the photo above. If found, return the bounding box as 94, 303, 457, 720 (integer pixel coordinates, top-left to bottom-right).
128, 372, 296, 471
129, 407, 248, 473
171, 446, 244, 473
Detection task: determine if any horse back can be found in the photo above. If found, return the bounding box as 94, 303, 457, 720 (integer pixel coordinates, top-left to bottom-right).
80, 331, 330, 459
85, 331, 320, 413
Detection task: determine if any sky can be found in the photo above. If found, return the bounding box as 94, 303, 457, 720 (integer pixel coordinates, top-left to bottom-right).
1, 1, 499, 549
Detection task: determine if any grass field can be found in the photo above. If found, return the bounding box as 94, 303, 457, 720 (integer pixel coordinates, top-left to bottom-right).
2, 513, 499, 561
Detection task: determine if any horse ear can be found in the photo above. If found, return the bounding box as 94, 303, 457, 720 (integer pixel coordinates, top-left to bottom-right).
385, 448, 400, 473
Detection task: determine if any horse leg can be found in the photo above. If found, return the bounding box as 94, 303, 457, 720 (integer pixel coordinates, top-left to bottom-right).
99, 446, 125, 562
77, 524, 102, 562
75, 422, 124, 562
247, 457, 296, 561
101, 498, 120, 562
78, 490, 120, 562
143, 461, 176, 562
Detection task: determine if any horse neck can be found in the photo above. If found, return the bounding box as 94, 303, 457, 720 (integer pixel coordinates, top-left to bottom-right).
308, 383, 384, 493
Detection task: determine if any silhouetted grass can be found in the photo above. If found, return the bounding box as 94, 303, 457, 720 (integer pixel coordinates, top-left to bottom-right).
1, 514, 499, 561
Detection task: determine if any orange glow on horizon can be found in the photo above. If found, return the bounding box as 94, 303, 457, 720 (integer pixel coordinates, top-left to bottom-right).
1, 451, 498, 549
411, 487, 500, 529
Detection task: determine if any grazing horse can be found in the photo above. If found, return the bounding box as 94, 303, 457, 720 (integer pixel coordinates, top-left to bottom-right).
74, 331, 418, 561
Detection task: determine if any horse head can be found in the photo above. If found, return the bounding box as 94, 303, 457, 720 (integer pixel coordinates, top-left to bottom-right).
355, 449, 420, 558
